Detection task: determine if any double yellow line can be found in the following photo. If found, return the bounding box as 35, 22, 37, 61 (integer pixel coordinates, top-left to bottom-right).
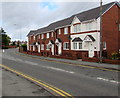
0, 64, 74, 98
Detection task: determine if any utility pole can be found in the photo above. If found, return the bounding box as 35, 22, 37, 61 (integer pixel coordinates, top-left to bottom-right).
100, 0, 103, 63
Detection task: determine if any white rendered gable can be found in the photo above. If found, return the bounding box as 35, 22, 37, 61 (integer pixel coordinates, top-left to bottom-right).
71, 16, 81, 25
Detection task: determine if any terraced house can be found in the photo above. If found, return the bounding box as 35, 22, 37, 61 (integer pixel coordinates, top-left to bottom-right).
27, 2, 120, 60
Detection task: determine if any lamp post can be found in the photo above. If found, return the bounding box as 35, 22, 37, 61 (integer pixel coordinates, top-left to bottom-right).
100, 0, 103, 63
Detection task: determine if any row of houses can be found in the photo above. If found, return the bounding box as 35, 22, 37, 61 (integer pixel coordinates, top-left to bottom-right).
27, 2, 120, 59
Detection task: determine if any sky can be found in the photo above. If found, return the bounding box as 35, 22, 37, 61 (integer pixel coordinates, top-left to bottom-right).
0, 0, 119, 41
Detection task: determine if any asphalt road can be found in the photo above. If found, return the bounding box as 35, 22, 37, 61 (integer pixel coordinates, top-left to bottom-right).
1, 49, 119, 96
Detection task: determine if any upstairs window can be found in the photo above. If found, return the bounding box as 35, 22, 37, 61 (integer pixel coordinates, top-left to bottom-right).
47, 33, 49, 38
74, 24, 81, 33
51, 32, 53, 37
41, 34, 44, 39
33, 35, 35, 40
64, 27, 68, 34
63, 42, 69, 50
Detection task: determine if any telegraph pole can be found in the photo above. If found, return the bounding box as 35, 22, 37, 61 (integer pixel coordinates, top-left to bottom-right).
100, 0, 103, 63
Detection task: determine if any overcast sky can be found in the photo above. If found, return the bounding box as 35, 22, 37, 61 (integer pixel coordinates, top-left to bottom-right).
0, 0, 119, 41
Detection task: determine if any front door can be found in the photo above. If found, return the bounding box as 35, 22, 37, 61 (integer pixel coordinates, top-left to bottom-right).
56, 45, 58, 55
88, 42, 94, 58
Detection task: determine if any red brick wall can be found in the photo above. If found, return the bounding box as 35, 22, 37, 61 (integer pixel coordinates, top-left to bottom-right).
102, 4, 120, 57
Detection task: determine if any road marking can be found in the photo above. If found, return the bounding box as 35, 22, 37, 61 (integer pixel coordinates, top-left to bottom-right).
0, 64, 74, 98
15, 52, 119, 72
97, 77, 120, 84
46, 66, 75, 74
24, 61, 38, 65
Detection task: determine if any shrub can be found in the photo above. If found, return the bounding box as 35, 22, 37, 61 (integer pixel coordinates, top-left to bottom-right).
111, 52, 120, 60
21, 44, 27, 51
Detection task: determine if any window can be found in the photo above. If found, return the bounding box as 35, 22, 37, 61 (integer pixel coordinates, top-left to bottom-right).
103, 42, 106, 50
51, 32, 53, 37
64, 27, 68, 34
41, 44, 44, 50
47, 33, 49, 38
118, 24, 120, 31
33, 35, 35, 40
46, 44, 50, 50
63, 42, 69, 50
41, 34, 44, 39
73, 43, 77, 49
79, 42, 82, 49
39, 35, 40, 39
74, 24, 81, 33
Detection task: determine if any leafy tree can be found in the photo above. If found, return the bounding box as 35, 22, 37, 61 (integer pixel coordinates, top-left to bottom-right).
0, 28, 11, 48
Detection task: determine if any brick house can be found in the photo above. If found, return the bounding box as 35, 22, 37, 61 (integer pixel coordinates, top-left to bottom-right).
27, 2, 120, 59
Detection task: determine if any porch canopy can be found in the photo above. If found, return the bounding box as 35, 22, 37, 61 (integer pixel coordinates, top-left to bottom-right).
55, 38, 62, 44
72, 37, 82, 42
48, 40, 54, 45
84, 35, 95, 42
30, 42, 40, 46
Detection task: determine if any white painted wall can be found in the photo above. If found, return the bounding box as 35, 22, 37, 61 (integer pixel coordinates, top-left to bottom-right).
71, 32, 100, 51
71, 16, 100, 33
51, 45, 54, 55
27, 38, 29, 50
33, 45, 35, 51
38, 45, 40, 53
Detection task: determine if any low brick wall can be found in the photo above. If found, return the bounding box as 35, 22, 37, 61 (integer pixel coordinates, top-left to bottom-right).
103, 59, 120, 65
50, 55, 77, 60
82, 57, 100, 63
20, 51, 120, 65
82, 57, 120, 65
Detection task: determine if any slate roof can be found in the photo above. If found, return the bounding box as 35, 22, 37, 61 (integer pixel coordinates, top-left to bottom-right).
27, 2, 118, 36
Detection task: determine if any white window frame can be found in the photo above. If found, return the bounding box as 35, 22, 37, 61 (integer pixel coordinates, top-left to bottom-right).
118, 24, 120, 31
51, 32, 53, 37
59, 29, 61, 35
73, 24, 81, 33
63, 42, 69, 50
103, 42, 106, 50
64, 27, 68, 34
73, 42, 77, 50
41, 44, 44, 50
47, 33, 49, 38
78, 42, 82, 49
41, 34, 44, 39
33, 35, 35, 40
73, 42, 82, 50
46, 44, 50, 50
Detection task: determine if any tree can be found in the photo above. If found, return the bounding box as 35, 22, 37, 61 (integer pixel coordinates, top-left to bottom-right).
0, 28, 11, 48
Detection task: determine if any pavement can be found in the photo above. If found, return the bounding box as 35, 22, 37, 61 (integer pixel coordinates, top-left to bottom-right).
17, 51, 119, 71
2, 67, 52, 96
